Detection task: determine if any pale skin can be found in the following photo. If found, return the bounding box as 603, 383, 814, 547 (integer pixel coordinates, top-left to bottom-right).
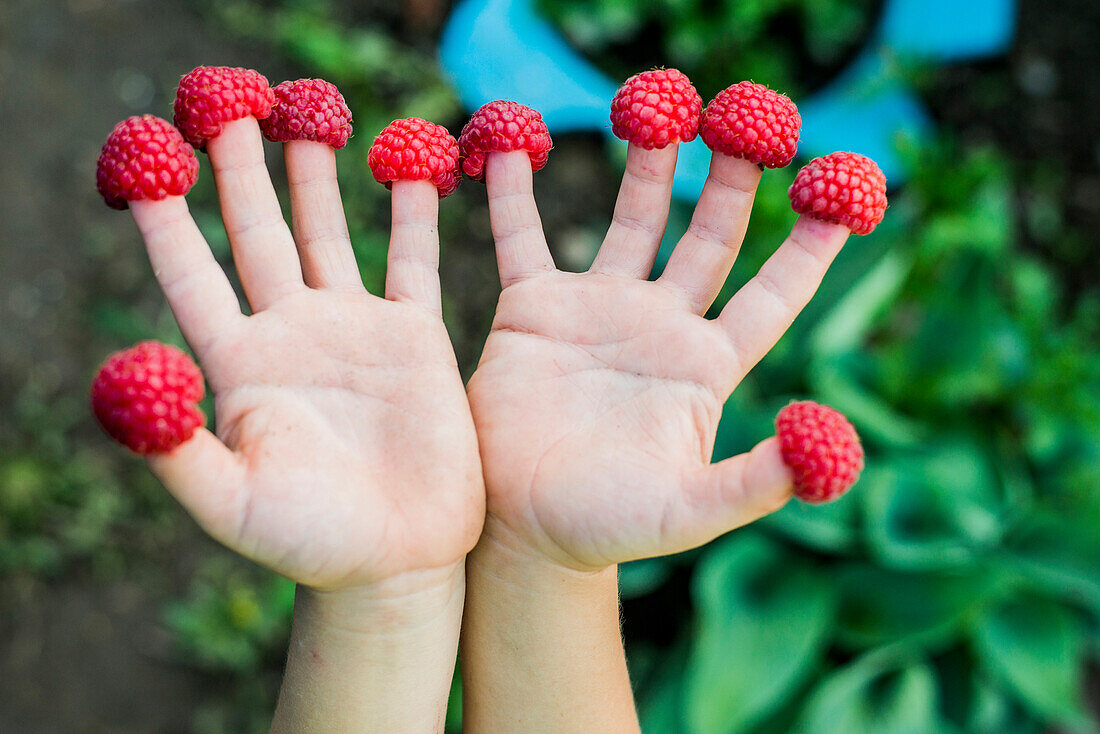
128, 117, 484, 732
462, 144, 852, 732
128, 113, 852, 731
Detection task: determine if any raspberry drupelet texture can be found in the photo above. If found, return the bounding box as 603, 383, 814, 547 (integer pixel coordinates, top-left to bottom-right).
775, 401, 864, 503
91, 341, 206, 455
610, 68, 702, 149
457, 100, 553, 181
173, 66, 274, 149
96, 115, 200, 210
261, 78, 353, 149
788, 152, 888, 235
701, 81, 801, 168
368, 117, 461, 198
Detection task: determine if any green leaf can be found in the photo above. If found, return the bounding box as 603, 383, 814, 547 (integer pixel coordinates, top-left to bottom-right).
763, 486, 861, 553
810, 359, 928, 448
972, 597, 1091, 730
639, 644, 690, 734
835, 564, 1006, 651
684, 533, 837, 734
811, 249, 912, 359
619, 557, 673, 599
861, 443, 1006, 571
793, 649, 940, 734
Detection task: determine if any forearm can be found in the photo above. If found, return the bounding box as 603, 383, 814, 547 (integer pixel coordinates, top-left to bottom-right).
461, 524, 641, 733
271, 564, 465, 734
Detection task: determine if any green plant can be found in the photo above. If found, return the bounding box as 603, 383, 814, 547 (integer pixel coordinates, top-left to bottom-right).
623, 140, 1100, 732
539, 0, 881, 96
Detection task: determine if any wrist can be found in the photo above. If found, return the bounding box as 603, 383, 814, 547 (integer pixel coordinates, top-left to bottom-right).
296, 562, 467, 637
272, 563, 466, 734
471, 516, 618, 593
462, 519, 639, 732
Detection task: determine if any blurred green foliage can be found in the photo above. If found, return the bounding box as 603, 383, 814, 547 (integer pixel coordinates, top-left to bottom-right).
539, 0, 881, 96
629, 138, 1100, 733
3, 0, 1096, 732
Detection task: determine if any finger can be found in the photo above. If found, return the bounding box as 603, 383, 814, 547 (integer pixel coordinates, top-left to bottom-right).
657, 155, 762, 313
284, 141, 362, 290
485, 151, 555, 288
386, 180, 442, 313
719, 216, 850, 382
673, 438, 793, 548
589, 144, 678, 278
130, 198, 244, 359
147, 428, 249, 549
207, 118, 305, 310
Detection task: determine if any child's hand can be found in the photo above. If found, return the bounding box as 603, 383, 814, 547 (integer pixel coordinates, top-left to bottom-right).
466, 147, 850, 572
130, 118, 484, 594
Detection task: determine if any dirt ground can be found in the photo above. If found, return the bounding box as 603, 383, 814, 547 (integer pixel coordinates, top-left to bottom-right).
0, 2, 287, 731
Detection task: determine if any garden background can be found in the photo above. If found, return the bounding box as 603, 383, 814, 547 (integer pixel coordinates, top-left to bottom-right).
1, 0, 1098, 732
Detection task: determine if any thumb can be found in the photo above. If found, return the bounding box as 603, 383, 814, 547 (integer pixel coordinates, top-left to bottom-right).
147, 428, 249, 547
677, 437, 794, 549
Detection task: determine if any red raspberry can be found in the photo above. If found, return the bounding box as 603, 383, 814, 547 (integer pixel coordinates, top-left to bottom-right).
788, 152, 888, 235
457, 100, 553, 181
368, 117, 461, 198
91, 341, 206, 455
96, 115, 200, 210
173, 66, 274, 149
610, 68, 702, 149
260, 78, 353, 149
775, 401, 864, 503
701, 81, 801, 168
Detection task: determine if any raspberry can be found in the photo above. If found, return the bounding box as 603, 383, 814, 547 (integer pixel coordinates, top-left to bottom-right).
609, 68, 702, 150
368, 117, 461, 198
775, 401, 864, 503
457, 100, 553, 181
260, 78, 353, 149
91, 342, 206, 455
788, 152, 888, 235
96, 115, 200, 210
173, 66, 274, 149
700, 81, 801, 168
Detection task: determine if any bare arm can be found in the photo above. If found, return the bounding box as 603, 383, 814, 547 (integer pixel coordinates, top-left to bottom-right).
120, 118, 483, 732
462, 138, 851, 730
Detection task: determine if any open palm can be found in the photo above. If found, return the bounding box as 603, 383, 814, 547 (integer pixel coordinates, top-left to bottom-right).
130, 120, 483, 591
467, 147, 851, 571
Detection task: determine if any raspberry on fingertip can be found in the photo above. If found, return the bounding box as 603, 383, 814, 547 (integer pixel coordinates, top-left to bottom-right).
368, 117, 461, 198
457, 100, 553, 181
610, 68, 702, 150
261, 78, 353, 149
701, 81, 801, 168
173, 65, 274, 149
788, 152, 888, 235
91, 341, 206, 455
775, 401, 864, 503
96, 115, 199, 210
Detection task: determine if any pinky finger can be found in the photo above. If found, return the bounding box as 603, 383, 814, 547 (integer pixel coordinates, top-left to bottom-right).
147, 428, 249, 548
718, 216, 850, 383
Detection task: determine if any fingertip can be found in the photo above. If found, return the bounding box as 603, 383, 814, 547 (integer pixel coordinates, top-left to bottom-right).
206, 116, 265, 163
744, 436, 794, 510
129, 195, 190, 227
284, 139, 338, 183
391, 179, 441, 215
484, 150, 536, 191
625, 142, 679, 180
791, 215, 850, 249
707, 151, 763, 190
